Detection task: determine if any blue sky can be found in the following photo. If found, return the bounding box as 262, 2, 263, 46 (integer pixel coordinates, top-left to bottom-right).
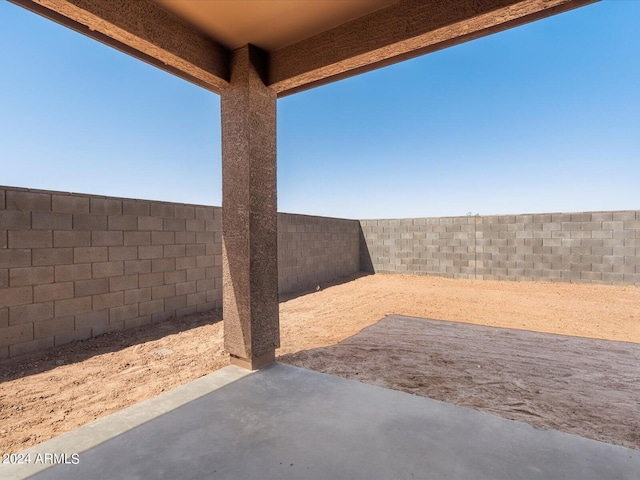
1, 1, 638, 219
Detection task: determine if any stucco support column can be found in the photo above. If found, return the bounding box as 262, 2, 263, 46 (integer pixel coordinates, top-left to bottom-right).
221, 44, 279, 370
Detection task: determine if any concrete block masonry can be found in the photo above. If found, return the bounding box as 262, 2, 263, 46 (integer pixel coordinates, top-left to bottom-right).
0, 186, 360, 358
277, 213, 359, 294
1, 184, 638, 358
360, 213, 640, 285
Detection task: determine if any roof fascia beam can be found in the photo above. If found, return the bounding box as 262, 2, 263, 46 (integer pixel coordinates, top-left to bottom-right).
270, 0, 599, 97
9, 0, 230, 93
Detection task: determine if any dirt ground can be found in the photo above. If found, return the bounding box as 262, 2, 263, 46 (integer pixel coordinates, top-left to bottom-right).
1, 273, 639, 454
281, 314, 640, 450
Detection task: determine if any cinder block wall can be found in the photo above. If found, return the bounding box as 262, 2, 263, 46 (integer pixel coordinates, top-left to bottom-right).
0, 186, 360, 358
278, 213, 360, 293
3, 183, 637, 359
360, 212, 640, 285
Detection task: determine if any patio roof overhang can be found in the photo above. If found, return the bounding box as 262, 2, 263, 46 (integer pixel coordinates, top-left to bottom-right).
9, 0, 596, 98
8, 0, 599, 370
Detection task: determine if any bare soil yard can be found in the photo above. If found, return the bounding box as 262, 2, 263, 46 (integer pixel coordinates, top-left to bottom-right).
1, 273, 639, 454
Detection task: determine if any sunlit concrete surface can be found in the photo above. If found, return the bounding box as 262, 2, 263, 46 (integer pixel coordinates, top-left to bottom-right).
4, 362, 638, 480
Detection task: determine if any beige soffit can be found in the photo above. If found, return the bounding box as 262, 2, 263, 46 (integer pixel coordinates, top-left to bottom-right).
9, 0, 599, 96
152, 0, 399, 51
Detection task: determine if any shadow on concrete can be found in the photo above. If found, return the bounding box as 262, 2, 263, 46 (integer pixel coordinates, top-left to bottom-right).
16, 362, 640, 480
278, 314, 640, 451
0, 310, 223, 383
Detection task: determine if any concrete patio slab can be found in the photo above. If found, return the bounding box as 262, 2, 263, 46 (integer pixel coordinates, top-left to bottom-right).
4, 363, 639, 480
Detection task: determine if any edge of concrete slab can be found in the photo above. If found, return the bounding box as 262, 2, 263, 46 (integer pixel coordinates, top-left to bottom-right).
5, 361, 639, 480
1, 365, 252, 480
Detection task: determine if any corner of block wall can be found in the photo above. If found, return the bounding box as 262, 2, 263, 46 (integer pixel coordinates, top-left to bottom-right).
2, 185, 639, 358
